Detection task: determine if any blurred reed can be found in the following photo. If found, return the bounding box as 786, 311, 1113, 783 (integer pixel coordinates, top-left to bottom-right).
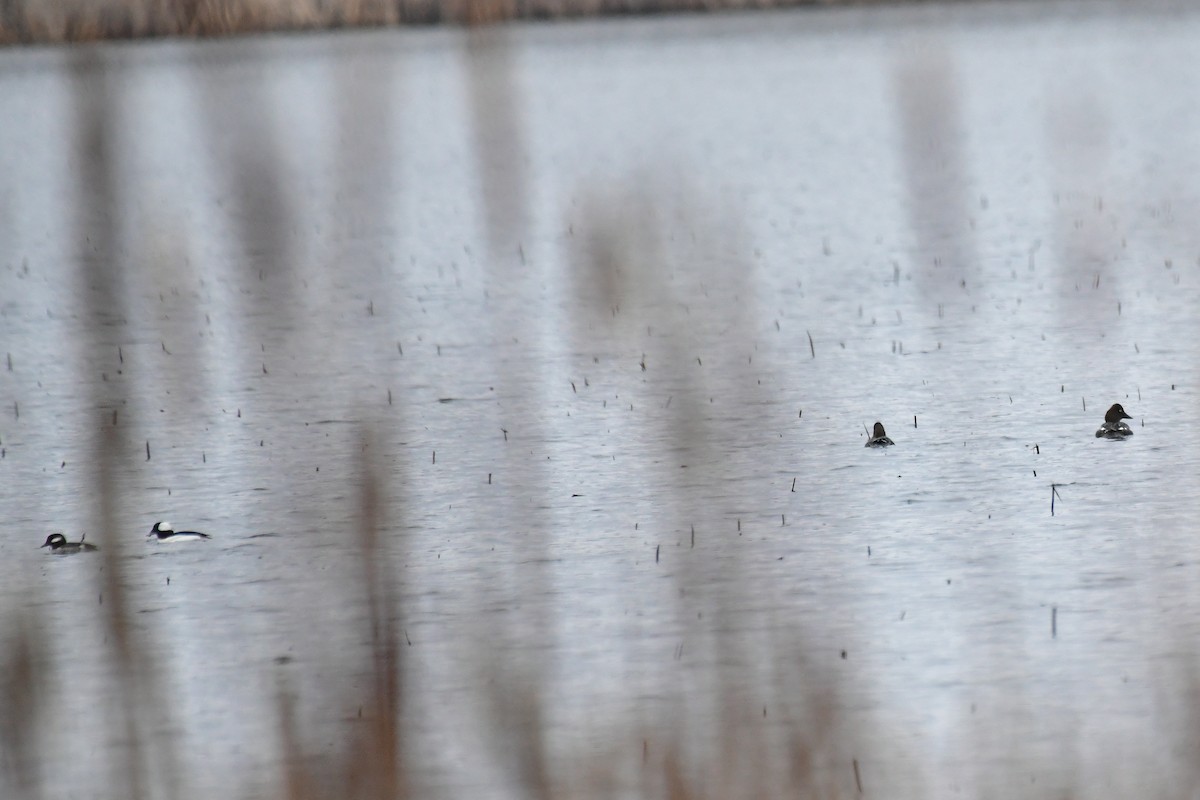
0, 15, 863, 795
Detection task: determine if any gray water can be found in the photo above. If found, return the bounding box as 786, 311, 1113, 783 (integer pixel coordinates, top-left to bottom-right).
3, 1, 1200, 797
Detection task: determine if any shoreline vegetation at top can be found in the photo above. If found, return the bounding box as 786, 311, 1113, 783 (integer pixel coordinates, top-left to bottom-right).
4, 0, 906, 46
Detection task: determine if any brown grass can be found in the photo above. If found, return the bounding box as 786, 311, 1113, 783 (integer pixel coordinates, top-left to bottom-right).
1, 0, 892, 45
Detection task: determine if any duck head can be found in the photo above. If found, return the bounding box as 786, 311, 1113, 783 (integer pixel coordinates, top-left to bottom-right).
1105, 403, 1132, 423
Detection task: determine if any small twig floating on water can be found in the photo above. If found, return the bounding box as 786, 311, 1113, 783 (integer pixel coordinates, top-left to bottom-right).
807, 330, 815, 359
791, 477, 796, 493
1051, 606, 1057, 638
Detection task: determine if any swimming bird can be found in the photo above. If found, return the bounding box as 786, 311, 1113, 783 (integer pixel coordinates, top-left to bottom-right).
40, 533, 99, 553
1095, 403, 1133, 439
148, 521, 211, 543
865, 421, 895, 448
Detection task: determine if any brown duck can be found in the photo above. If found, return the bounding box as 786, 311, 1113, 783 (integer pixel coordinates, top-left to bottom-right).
865, 421, 895, 448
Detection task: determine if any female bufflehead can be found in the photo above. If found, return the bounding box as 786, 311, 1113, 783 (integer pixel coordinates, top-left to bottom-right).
148, 521, 211, 543
1095, 403, 1133, 439
865, 421, 895, 448
40, 533, 99, 553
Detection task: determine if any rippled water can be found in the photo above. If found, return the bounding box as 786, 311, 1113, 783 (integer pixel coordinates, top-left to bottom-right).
3, 1, 1200, 797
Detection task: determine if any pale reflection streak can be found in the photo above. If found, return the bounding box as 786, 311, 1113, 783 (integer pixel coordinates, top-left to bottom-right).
458, 18, 562, 796
66, 47, 183, 800
565, 174, 858, 794
892, 42, 973, 305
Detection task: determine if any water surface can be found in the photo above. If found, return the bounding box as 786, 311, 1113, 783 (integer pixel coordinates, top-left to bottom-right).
2, 1, 1200, 796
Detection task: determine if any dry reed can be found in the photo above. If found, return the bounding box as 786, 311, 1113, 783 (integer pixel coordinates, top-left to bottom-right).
2, 0, 886, 45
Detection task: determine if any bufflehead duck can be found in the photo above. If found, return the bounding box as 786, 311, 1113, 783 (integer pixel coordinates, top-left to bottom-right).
1095, 403, 1133, 439
148, 521, 211, 543
40, 533, 99, 553
865, 421, 895, 448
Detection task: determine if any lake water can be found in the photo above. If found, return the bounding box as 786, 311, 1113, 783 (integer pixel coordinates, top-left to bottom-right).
3, 1, 1200, 797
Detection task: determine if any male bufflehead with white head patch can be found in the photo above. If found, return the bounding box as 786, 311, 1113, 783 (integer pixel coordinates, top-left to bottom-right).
148, 521, 211, 543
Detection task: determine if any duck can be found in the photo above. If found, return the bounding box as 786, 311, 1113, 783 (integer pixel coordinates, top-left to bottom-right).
865, 421, 895, 448
148, 521, 212, 543
1095, 403, 1133, 439
40, 533, 99, 553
